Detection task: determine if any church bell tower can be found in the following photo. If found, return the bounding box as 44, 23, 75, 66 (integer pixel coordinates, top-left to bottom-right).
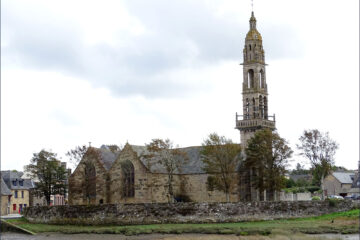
235, 12, 276, 148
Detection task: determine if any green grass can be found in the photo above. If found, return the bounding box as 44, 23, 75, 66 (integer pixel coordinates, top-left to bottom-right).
5, 209, 359, 236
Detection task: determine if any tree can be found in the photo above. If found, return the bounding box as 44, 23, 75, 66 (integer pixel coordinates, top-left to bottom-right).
244, 129, 293, 201
201, 133, 242, 202
143, 139, 188, 203
25, 150, 67, 205
297, 129, 338, 199
291, 163, 310, 175
66, 145, 88, 169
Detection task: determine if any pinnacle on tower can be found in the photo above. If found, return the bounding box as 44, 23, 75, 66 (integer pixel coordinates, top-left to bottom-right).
250, 11, 256, 29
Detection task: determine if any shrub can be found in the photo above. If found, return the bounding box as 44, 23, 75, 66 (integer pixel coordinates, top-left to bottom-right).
328, 198, 338, 207
312, 196, 321, 201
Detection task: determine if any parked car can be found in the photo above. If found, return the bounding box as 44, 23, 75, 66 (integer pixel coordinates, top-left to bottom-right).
344, 194, 360, 200
327, 195, 344, 200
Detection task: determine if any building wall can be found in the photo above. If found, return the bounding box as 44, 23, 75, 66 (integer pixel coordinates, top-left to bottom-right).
1, 195, 10, 216
109, 144, 152, 203
29, 190, 47, 206
69, 144, 238, 205
10, 190, 29, 214
68, 155, 108, 205
323, 174, 352, 196
108, 145, 237, 204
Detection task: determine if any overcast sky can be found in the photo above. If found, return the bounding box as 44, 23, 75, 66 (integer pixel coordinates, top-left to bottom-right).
2, 0, 359, 171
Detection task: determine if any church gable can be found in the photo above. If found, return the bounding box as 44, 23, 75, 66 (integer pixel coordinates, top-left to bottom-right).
69, 147, 117, 205
109, 143, 150, 203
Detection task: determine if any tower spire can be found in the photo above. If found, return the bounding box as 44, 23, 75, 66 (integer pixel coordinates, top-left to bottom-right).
249, 11, 256, 30
236, 11, 275, 149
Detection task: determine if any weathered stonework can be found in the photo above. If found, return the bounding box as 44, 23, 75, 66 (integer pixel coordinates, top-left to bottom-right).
23, 201, 359, 225
69, 150, 109, 205
69, 144, 238, 205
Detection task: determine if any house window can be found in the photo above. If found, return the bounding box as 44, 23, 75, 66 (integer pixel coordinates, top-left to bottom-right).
15, 190, 18, 198
24, 204, 27, 208
19, 180, 23, 186
121, 160, 135, 198
12, 180, 17, 186
13, 204, 16, 211
21, 191, 24, 198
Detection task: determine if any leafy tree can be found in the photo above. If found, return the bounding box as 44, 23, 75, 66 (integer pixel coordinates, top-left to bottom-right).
245, 129, 293, 201
25, 150, 67, 205
285, 178, 296, 188
201, 133, 242, 202
297, 129, 338, 199
143, 139, 188, 203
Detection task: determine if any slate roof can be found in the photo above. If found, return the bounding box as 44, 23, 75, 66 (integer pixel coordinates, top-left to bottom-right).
332, 172, 355, 184
1, 177, 12, 195
1, 171, 35, 190
92, 144, 205, 174
97, 145, 121, 171
131, 145, 205, 174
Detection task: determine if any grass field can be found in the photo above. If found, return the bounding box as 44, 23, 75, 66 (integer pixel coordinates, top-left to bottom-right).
5, 209, 359, 236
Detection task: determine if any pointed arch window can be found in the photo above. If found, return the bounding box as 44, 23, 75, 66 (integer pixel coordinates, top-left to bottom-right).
248, 69, 254, 88
121, 160, 135, 198
84, 162, 96, 201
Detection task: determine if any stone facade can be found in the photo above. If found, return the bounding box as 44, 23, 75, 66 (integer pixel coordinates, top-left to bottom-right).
323, 172, 358, 197
1, 177, 12, 216
23, 201, 358, 225
69, 144, 238, 205
235, 12, 277, 202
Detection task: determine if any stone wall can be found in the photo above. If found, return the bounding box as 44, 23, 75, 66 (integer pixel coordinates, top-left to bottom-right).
1, 196, 9, 216
23, 200, 358, 225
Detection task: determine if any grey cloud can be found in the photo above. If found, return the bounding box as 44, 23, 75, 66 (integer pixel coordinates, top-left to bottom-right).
3, 0, 302, 99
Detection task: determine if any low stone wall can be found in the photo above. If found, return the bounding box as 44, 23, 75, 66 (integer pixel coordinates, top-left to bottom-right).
23, 201, 358, 225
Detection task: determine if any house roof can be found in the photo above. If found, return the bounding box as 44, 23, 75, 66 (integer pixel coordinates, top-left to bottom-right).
332, 172, 355, 184
1, 170, 35, 190
1, 177, 12, 195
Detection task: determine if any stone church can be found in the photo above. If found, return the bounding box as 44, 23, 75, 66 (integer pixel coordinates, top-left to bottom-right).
69, 11, 276, 205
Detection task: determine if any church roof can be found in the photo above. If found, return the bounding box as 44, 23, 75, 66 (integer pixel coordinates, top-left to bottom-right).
97, 145, 121, 171
131, 145, 206, 174
92, 144, 206, 174
246, 29, 262, 41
